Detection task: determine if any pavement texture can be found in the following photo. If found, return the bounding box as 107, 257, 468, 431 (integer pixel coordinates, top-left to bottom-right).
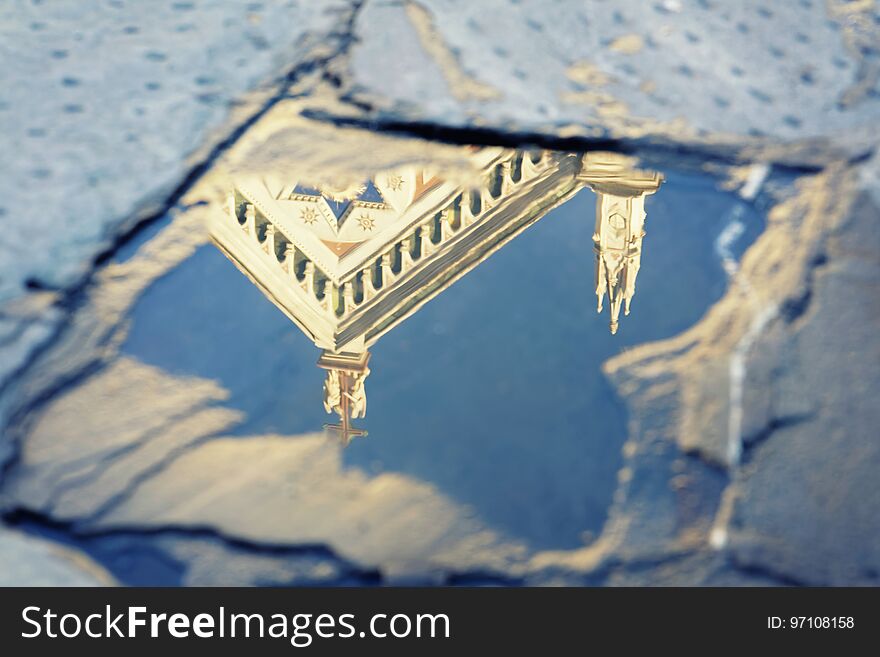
0, 0, 877, 585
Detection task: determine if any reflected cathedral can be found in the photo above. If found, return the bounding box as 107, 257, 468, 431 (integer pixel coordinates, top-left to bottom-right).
208, 149, 662, 443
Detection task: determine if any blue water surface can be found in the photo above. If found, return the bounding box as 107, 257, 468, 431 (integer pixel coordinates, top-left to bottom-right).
121, 167, 762, 551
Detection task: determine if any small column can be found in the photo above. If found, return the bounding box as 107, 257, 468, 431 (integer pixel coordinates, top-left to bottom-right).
244, 203, 256, 236
282, 244, 297, 277
501, 159, 514, 195
419, 222, 435, 257
362, 266, 376, 302
399, 238, 415, 272
322, 284, 339, 317
480, 186, 495, 212
460, 191, 475, 226
301, 260, 316, 296
262, 223, 276, 256
439, 209, 453, 242
227, 194, 238, 223
342, 281, 357, 315
380, 252, 394, 287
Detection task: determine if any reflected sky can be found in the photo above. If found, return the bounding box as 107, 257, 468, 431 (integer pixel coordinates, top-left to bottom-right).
121, 147, 762, 552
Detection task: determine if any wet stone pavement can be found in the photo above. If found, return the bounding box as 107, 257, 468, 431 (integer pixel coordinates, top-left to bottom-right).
0, 1, 878, 586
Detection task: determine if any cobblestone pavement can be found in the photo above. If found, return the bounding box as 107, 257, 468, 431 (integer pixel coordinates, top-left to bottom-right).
0, 1, 877, 585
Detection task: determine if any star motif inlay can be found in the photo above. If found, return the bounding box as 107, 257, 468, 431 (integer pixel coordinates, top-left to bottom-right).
357, 213, 375, 231
386, 174, 404, 191
300, 207, 318, 225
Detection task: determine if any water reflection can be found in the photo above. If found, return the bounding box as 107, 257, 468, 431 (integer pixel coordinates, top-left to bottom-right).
207, 150, 663, 443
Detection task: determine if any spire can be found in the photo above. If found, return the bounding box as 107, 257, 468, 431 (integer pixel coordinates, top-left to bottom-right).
593, 205, 646, 334
579, 152, 662, 335
317, 350, 371, 446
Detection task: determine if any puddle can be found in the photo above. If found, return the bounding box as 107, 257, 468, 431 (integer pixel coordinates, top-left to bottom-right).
118, 141, 763, 554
